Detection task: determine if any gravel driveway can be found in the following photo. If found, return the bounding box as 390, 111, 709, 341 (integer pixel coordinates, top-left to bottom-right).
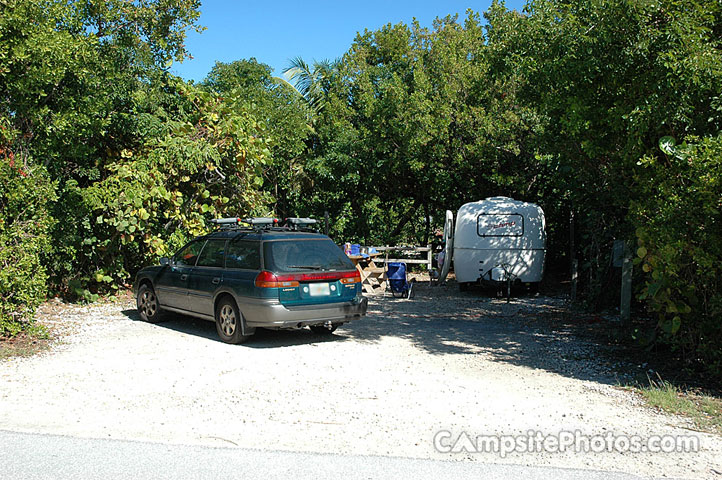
1, 282, 720, 479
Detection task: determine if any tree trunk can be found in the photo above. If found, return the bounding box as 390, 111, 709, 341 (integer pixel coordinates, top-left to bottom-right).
388, 198, 421, 239
423, 201, 430, 246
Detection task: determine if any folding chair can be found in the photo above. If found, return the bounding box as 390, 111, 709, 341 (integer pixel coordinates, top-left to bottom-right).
386, 262, 413, 298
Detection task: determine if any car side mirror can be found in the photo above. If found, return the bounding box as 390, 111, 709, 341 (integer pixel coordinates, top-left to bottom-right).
159, 257, 171, 266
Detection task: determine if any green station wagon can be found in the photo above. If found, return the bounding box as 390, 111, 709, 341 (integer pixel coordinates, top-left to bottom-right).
134, 218, 368, 344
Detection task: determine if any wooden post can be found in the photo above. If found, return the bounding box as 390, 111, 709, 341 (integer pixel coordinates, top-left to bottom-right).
571, 259, 578, 302
620, 241, 632, 324
506, 275, 511, 303
569, 207, 575, 279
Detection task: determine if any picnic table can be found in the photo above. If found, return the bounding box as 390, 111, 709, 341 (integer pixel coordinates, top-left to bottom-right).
347, 252, 385, 294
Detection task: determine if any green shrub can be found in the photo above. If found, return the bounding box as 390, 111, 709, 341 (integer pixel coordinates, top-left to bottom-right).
44, 80, 272, 298
633, 136, 722, 374
0, 148, 56, 336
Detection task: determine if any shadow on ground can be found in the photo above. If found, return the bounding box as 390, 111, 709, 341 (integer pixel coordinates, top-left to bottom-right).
122, 281, 634, 385
121, 309, 348, 348
342, 281, 634, 386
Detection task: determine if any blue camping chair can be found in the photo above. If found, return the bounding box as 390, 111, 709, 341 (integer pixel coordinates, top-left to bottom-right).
387, 262, 413, 298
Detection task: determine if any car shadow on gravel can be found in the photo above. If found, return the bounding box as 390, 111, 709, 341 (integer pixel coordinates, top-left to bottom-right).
122, 309, 219, 342
121, 309, 348, 347
245, 328, 350, 348
342, 282, 633, 386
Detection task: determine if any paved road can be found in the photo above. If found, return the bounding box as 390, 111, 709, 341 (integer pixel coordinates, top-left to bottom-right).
1, 430, 647, 480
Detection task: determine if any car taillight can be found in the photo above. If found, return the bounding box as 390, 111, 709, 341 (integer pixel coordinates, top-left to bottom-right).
340, 273, 361, 284
296, 270, 360, 282
255, 270, 360, 287
255, 271, 300, 288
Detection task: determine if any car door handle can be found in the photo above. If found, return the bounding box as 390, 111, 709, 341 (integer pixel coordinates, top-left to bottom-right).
212, 277, 221, 285
180, 274, 188, 281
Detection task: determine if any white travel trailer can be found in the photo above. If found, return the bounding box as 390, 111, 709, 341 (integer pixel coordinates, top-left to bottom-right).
439, 197, 546, 289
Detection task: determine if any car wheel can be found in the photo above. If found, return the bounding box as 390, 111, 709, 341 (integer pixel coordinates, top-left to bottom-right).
137, 284, 164, 323
215, 297, 251, 344
310, 323, 339, 335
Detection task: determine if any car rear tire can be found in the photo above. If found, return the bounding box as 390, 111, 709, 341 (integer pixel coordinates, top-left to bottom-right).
215, 297, 251, 344
137, 284, 164, 323
310, 323, 339, 335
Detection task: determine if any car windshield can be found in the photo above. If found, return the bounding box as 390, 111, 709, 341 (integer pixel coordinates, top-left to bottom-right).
263, 239, 355, 273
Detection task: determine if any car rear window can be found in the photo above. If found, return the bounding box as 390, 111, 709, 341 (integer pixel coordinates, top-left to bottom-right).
263, 239, 355, 273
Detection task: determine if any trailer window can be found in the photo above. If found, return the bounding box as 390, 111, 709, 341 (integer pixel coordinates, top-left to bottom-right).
477, 214, 524, 237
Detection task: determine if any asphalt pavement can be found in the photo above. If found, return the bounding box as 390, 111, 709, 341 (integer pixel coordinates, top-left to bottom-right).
0, 429, 651, 480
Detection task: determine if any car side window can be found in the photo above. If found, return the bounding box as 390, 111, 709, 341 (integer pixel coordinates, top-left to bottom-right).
196, 239, 227, 268
225, 239, 260, 270
173, 240, 205, 267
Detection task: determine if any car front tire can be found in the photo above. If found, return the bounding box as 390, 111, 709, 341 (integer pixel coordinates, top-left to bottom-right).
215, 297, 251, 344
137, 284, 164, 323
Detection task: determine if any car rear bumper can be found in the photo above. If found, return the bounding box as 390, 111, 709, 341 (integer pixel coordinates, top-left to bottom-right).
240, 296, 368, 329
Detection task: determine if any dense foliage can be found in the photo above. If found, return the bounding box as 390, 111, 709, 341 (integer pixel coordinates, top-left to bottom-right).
56, 78, 272, 301
202, 59, 312, 218
0, 139, 55, 335
634, 136, 722, 372
483, 0, 722, 370
303, 15, 544, 245
0, 0, 720, 374
0, 0, 269, 320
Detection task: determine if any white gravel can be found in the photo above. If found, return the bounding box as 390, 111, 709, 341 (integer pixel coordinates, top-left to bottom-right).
1, 283, 720, 479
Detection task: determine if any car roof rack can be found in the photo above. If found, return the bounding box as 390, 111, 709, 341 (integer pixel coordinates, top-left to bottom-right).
209, 217, 319, 234
284, 217, 318, 232
209, 217, 247, 230
242, 217, 280, 227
